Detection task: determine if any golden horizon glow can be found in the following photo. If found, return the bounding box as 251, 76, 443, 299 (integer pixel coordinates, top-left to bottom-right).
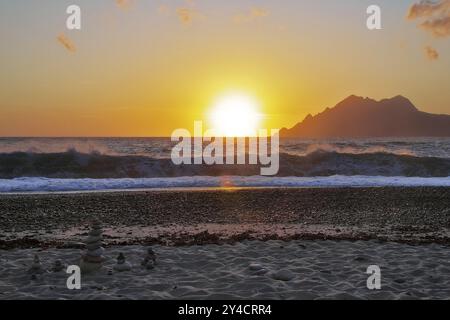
1, 2, 449, 137
208, 93, 262, 137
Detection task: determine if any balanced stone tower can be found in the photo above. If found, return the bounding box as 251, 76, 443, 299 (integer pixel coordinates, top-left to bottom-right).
52, 260, 65, 272
28, 254, 45, 278
80, 220, 105, 273
141, 248, 156, 270
113, 253, 132, 272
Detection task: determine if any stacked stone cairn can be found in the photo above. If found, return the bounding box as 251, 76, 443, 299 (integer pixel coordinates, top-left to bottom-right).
141, 248, 156, 270
28, 254, 45, 279
52, 260, 65, 272
113, 253, 132, 272
80, 220, 105, 273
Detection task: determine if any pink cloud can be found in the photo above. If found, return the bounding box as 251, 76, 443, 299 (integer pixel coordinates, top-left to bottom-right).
56, 33, 76, 53
407, 0, 450, 38
424, 45, 440, 60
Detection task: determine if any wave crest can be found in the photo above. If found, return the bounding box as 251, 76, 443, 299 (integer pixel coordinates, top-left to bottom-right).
0, 150, 450, 178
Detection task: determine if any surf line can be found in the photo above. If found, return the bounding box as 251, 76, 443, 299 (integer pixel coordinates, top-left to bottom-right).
171, 121, 280, 176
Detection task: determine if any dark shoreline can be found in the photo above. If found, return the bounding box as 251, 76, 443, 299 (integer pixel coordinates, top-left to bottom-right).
1, 187, 449, 248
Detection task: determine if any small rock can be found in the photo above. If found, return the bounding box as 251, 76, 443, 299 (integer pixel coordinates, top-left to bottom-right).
254, 268, 269, 276
249, 263, 264, 271
354, 256, 368, 262
272, 269, 295, 281
394, 278, 406, 284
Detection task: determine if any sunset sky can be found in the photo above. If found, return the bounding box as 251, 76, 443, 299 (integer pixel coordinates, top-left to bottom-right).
0, 0, 449, 137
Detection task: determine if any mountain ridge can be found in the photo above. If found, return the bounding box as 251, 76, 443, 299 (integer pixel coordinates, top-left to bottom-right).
280, 95, 450, 138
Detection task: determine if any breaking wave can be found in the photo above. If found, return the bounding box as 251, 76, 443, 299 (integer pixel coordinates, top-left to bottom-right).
0, 149, 450, 178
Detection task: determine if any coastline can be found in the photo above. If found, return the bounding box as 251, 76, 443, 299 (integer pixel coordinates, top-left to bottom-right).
2, 175, 450, 193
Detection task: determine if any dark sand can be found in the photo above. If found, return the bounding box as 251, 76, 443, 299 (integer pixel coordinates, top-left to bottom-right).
1, 187, 449, 248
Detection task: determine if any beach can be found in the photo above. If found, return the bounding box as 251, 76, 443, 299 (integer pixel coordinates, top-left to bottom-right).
1, 240, 449, 300
0, 187, 449, 300
1, 187, 449, 247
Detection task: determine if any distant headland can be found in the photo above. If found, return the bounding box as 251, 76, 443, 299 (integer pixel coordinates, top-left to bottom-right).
280, 95, 450, 138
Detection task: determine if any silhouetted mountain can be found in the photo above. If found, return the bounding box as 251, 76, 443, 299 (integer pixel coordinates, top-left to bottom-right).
280, 95, 450, 137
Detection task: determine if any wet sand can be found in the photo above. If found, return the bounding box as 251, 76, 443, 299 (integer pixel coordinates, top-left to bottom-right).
0, 187, 449, 248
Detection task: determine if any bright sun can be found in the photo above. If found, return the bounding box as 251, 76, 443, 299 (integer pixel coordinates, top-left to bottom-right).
209, 93, 261, 137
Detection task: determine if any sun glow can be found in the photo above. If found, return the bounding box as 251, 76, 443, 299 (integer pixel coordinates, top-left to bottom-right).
208, 93, 262, 137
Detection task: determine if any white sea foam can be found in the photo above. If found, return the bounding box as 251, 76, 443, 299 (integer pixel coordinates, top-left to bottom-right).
0, 176, 449, 193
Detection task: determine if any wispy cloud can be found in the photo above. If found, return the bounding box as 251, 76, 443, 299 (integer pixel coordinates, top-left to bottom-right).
158, 4, 170, 16
116, 0, 133, 10
407, 0, 450, 19
56, 33, 76, 53
407, 0, 450, 38
233, 7, 270, 24
420, 16, 450, 37
424, 45, 440, 60
176, 7, 202, 26
157, 1, 204, 26
233, 7, 270, 23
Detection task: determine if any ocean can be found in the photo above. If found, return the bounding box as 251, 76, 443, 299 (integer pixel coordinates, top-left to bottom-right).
0, 137, 449, 192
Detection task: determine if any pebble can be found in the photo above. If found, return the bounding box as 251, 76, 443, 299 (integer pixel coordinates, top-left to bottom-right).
249, 263, 264, 271
272, 269, 295, 281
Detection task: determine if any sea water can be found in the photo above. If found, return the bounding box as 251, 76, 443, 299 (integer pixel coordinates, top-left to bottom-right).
0, 137, 449, 192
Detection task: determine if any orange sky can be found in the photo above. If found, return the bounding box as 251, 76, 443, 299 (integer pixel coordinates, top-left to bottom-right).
0, 0, 449, 137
